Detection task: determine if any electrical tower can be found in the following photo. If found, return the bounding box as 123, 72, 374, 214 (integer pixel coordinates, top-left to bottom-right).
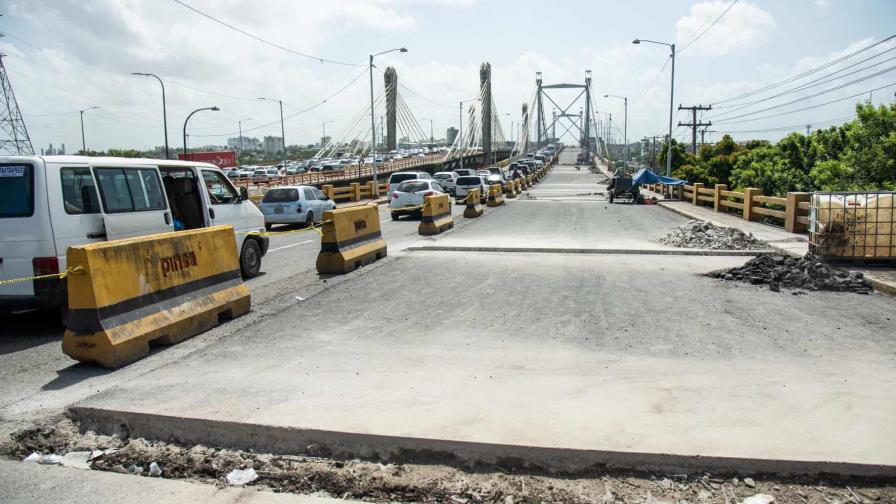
678, 104, 711, 154
0, 53, 35, 155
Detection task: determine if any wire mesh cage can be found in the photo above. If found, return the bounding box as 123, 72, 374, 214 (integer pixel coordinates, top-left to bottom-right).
810, 191, 896, 260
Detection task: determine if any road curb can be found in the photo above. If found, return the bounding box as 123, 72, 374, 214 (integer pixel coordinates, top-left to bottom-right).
68, 406, 896, 478
405, 245, 768, 256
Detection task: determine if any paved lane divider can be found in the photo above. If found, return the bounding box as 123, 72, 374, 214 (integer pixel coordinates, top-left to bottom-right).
487, 184, 505, 207
419, 194, 455, 235
316, 204, 387, 274
62, 226, 251, 368
463, 188, 484, 218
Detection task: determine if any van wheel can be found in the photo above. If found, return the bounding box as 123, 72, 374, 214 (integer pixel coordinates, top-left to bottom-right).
391, 212, 400, 221
240, 239, 262, 278
265, 223, 272, 231
306, 211, 314, 227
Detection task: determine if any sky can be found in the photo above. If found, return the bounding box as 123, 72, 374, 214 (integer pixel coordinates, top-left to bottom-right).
2, 0, 895, 153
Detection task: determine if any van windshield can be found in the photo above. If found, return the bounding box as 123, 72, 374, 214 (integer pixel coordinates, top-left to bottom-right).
456, 176, 481, 185
0, 164, 34, 218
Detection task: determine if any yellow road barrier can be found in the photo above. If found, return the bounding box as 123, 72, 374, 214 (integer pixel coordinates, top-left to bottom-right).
419, 194, 454, 235
463, 188, 484, 218
515, 178, 523, 193
504, 181, 517, 199
487, 184, 505, 207
62, 226, 250, 368
316, 204, 387, 274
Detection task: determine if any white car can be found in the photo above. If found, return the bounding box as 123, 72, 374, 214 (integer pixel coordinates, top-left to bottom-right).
433, 171, 458, 195
389, 179, 449, 220
388, 171, 431, 193
258, 185, 335, 230
454, 175, 490, 204
0, 156, 269, 314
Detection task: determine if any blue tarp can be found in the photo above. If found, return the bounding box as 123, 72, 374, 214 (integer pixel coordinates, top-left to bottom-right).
630, 168, 688, 187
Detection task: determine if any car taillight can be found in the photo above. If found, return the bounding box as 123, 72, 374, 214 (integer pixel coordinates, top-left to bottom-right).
32, 257, 60, 294
392, 192, 399, 199
422, 191, 434, 197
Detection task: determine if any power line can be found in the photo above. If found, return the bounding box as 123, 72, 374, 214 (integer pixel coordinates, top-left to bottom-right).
715, 115, 855, 134
711, 48, 896, 114
678, 0, 739, 54
188, 68, 368, 137
710, 34, 896, 105
711, 67, 895, 122
397, 83, 454, 109
714, 82, 895, 125
170, 0, 365, 67
633, 56, 671, 104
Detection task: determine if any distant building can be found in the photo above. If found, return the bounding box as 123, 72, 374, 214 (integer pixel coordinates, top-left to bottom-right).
42, 142, 66, 155
446, 127, 458, 146
320, 136, 331, 148
263, 136, 284, 155
227, 136, 261, 152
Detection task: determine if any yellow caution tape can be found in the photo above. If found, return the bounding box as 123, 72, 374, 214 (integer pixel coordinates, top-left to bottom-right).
238, 220, 331, 238
0, 265, 84, 286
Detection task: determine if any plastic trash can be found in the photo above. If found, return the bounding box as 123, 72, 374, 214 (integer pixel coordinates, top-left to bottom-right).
148, 462, 162, 477
225, 467, 258, 486
23, 453, 41, 463
60, 451, 92, 470
128, 464, 144, 475
742, 495, 775, 504
37, 454, 63, 465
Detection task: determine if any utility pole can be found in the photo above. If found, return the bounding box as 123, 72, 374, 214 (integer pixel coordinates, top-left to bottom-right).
652, 136, 658, 169
678, 104, 712, 154
806, 124, 811, 136
699, 128, 715, 146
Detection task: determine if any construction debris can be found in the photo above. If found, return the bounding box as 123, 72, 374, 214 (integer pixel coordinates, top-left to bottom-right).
5, 418, 896, 504
659, 220, 769, 250
710, 254, 874, 294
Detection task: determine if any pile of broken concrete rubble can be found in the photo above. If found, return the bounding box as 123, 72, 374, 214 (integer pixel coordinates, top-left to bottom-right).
710, 253, 874, 294
659, 220, 769, 250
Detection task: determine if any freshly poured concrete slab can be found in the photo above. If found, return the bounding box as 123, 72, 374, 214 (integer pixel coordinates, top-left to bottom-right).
73, 252, 896, 475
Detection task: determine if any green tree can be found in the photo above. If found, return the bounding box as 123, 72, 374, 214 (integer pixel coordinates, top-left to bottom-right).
842, 102, 896, 189
656, 138, 690, 173
730, 145, 813, 195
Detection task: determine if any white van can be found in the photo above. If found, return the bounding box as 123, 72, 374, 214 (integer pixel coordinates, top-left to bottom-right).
0, 156, 268, 315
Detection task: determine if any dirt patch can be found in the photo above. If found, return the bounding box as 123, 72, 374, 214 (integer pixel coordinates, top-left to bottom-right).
4, 418, 895, 503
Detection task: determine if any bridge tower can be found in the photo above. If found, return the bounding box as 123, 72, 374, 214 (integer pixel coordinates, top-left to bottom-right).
384, 67, 398, 152
535, 72, 544, 147
0, 54, 34, 155
521, 103, 529, 154
480, 62, 492, 164
583, 70, 593, 153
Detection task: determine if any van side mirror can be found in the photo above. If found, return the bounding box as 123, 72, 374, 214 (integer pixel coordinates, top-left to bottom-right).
239, 186, 249, 202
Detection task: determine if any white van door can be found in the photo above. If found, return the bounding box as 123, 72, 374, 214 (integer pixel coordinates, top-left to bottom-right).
46, 163, 106, 256
93, 165, 172, 241
199, 168, 248, 233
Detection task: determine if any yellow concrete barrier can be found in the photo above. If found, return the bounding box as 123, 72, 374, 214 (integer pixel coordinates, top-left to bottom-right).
464, 188, 484, 218
317, 204, 387, 275
62, 226, 250, 368
504, 182, 517, 199
419, 194, 454, 235
515, 178, 524, 193
487, 184, 505, 207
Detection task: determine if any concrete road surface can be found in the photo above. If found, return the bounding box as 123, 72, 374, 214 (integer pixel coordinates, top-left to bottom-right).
51, 148, 896, 475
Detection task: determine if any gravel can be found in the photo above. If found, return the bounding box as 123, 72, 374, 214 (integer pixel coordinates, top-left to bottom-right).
709, 253, 874, 294
659, 220, 769, 250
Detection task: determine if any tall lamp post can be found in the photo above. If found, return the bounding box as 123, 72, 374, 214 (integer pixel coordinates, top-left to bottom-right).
183, 106, 220, 158
604, 94, 628, 171
258, 97, 286, 167
458, 98, 480, 170
420, 118, 434, 147
369, 47, 408, 184
79, 106, 100, 154
131, 72, 169, 159
321, 120, 334, 147
238, 117, 251, 153
633, 38, 675, 176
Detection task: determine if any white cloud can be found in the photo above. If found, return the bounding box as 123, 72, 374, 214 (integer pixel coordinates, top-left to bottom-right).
675, 1, 776, 57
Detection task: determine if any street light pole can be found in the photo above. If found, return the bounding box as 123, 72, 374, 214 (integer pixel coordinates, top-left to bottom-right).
258, 98, 286, 167
633, 38, 675, 176
79, 106, 99, 154
131, 72, 169, 159
183, 106, 220, 158
369, 47, 408, 185
238, 117, 251, 153
604, 95, 628, 171
420, 118, 434, 146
